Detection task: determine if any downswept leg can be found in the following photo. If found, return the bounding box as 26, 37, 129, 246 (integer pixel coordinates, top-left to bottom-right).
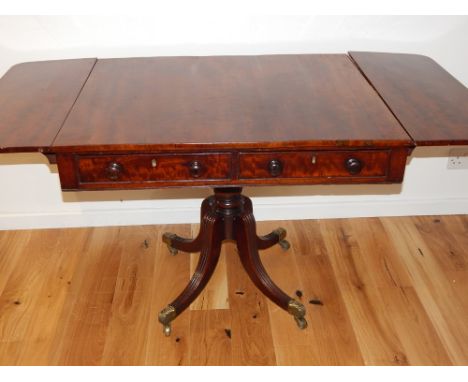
235, 204, 307, 330
256, 227, 291, 251
162, 196, 213, 255
158, 211, 223, 336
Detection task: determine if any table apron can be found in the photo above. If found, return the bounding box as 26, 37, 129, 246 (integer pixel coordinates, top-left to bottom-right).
54, 147, 410, 190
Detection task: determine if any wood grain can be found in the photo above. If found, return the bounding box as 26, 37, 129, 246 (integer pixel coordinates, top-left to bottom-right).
225, 242, 277, 366
0, 215, 467, 365
55, 147, 410, 190
239, 150, 390, 179
77, 152, 232, 183
259, 220, 363, 366
0, 59, 96, 153
145, 225, 192, 366
350, 51, 468, 146
0, 229, 86, 365
100, 226, 157, 365
48, 227, 123, 365
52, 55, 411, 152
343, 218, 451, 365
189, 222, 229, 311
319, 218, 409, 365
381, 217, 468, 364
188, 309, 232, 365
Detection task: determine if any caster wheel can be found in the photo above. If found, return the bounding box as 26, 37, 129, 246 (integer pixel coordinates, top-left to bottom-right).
163, 324, 172, 337
168, 247, 178, 256
162, 233, 179, 256
294, 316, 308, 330
279, 239, 291, 251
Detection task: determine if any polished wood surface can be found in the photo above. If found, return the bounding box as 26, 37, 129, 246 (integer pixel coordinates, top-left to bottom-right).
350, 52, 468, 146
55, 147, 409, 190
2, 52, 467, 156
77, 152, 232, 184
159, 188, 305, 336
1, 53, 467, 358
3, 52, 468, 191
0, 215, 467, 365
0, 58, 96, 153
51, 54, 411, 152
238, 150, 390, 179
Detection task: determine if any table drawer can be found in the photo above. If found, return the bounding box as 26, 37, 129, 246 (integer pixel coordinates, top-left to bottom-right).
77, 153, 232, 184
239, 150, 390, 179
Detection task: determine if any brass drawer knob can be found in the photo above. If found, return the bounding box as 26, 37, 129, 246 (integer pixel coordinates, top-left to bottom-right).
345, 157, 363, 175
105, 161, 123, 180
268, 159, 283, 177
189, 160, 202, 178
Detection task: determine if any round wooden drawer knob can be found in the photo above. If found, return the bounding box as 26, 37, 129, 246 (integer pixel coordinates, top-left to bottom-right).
345, 158, 363, 175
268, 159, 283, 177
105, 161, 123, 180
189, 160, 202, 178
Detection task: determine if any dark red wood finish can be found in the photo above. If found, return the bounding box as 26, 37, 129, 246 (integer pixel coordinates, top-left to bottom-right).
0, 58, 96, 153
1, 52, 467, 335
77, 152, 232, 184
350, 51, 468, 146
159, 188, 306, 332
54, 147, 409, 190
166, 202, 223, 315
51, 54, 412, 152
239, 150, 390, 179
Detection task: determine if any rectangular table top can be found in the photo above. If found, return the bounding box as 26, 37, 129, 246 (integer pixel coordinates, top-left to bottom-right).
52, 54, 411, 151
0, 52, 467, 154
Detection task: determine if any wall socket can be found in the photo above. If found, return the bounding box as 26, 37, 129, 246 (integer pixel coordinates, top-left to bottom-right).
447, 148, 468, 169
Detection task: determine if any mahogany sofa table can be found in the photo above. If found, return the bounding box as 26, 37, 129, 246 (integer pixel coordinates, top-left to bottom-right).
1, 52, 467, 336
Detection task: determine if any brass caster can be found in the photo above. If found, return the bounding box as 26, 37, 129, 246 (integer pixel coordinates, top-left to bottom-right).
272, 227, 287, 241
159, 305, 177, 338
163, 324, 172, 337
168, 247, 178, 256
278, 239, 291, 251
162, 232, 179, 256
273, 227, 290, 251
294, 316, 308, 330
287, 299, 307, 330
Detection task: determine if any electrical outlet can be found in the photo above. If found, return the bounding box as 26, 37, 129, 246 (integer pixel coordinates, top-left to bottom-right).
447, 148, 468, 169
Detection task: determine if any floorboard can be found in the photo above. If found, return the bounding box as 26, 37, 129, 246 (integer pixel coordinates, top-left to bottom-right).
0, 215, 466, 365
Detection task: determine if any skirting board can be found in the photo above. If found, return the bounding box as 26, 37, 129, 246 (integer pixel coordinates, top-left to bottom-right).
1, 196, 467, 231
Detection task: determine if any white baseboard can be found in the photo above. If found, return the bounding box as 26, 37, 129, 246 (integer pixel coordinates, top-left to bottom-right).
1, 196, 467, 230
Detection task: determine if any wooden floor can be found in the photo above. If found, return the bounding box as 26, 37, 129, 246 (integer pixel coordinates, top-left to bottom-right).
0, 215, 467, 365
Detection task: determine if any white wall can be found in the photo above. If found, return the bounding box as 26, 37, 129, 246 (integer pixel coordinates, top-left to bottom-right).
0, 15, 467, 230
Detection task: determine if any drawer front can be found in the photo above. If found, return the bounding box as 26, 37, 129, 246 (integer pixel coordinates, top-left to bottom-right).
56, 148, 407, 190
239, 150, 390, 179
77, 153, 232, 184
